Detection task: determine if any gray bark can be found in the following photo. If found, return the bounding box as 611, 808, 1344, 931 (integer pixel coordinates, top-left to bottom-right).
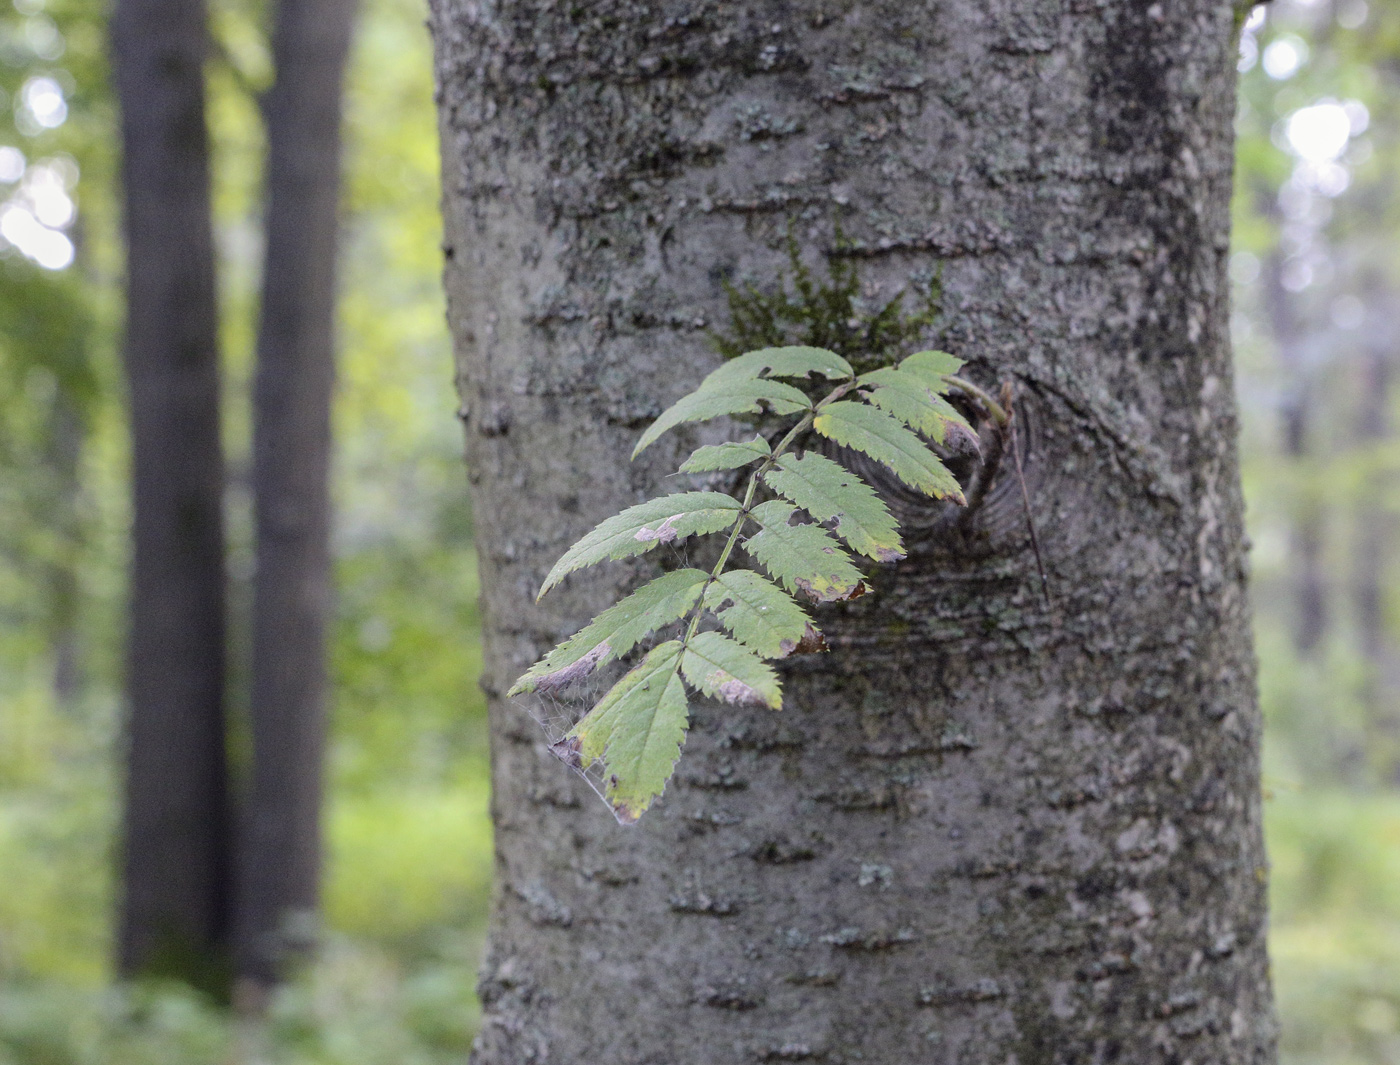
430, 2, 1276, 1061
112, 0, 233, 988
236, 0, 357, 988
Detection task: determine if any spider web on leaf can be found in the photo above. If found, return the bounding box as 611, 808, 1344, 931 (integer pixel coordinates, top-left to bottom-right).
512, 537, 704, 824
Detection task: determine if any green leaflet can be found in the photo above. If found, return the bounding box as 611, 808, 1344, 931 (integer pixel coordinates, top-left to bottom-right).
705, 345, 854, 386
705, 570, 815, 659
813, 402, 964, 503
679, 436, 771, 474
899, 349, 964, 382
680, 631, 781, 709
632, 378, 810, 457
763, 451, 905, 563
857, 366, 971, 445
567, 641, 689, 823
742, 500, 866, 603
538, 493, 741, 598
510, 569, 709, 695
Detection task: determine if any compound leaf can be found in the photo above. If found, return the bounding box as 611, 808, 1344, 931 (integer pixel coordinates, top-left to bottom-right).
743, 500, 866, 603
539, 492, 742, 598
567, 641, 689, 823
680, 631, 782, 709
704, 570, 815, 659
516, 342, 980, 825
813, 402, 964, 503
763, 451, 904, 562
633, 378, 810, 457
705, 345, 854, 387
510, 569, 709, 695
679, 436, 771, 474
857, 366, 972, 445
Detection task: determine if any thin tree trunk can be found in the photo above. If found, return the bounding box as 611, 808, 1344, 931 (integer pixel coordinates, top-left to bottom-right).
47, 231, 100, 708
1352, 319, 1396, 777
46, 395, 84, 706
1263, 250, 1327, 655
235, 0, 356, 990
431, 2, 1276, 1060
112, 0, 232, 990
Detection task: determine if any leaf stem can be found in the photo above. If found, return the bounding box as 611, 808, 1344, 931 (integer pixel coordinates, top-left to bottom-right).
944, 375, 1009, 426
681, 384, 843, 645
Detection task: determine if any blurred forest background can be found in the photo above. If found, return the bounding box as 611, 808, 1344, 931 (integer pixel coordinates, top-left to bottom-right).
0, 0, 1396, 1061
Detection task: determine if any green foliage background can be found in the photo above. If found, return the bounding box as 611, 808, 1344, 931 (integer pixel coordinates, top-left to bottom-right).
0, 0, 1397, 1061
0, 0, 492, 1058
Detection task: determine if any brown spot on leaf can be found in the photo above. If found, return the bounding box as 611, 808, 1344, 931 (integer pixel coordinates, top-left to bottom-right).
792, 623, 829, 655
712, 674, 764, 705
634, 514, 683, 543
874, 546, 906, 563
780, 623, 829, 657
611, 801, 643, 825
944, 420, 981, 457
793, 577, 867, 604
535, 641, 611, 692
548, 735, 584, 770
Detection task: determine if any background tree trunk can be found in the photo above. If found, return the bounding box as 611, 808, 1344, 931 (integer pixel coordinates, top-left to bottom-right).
430, 1, 1276, 1060
112, 0, 232, 991
235, 0, 357, 989
45, 396, 85, 706
1351, 307, 1398, 780
1263, 249, 1327, 656
0, 264, 98, 708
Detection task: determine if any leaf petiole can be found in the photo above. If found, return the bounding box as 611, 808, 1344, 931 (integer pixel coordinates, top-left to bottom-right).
944, 374, 1009, 426
681, 394, 831, 646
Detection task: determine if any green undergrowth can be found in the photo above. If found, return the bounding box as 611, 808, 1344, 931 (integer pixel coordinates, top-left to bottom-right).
0, 767, 492, 1065
0, 535, 493, 1064
1267, 789, 1400, 1065
0, 932, 484, 1065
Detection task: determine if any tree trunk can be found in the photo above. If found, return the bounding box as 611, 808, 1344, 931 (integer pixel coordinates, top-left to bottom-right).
45, 394, 84, 706
235, 0, 356, 989
1262, 250, 1327, 655
113, 0, 233, 991
431, 2, 1276, 1061
1352, 317, 1397, 779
